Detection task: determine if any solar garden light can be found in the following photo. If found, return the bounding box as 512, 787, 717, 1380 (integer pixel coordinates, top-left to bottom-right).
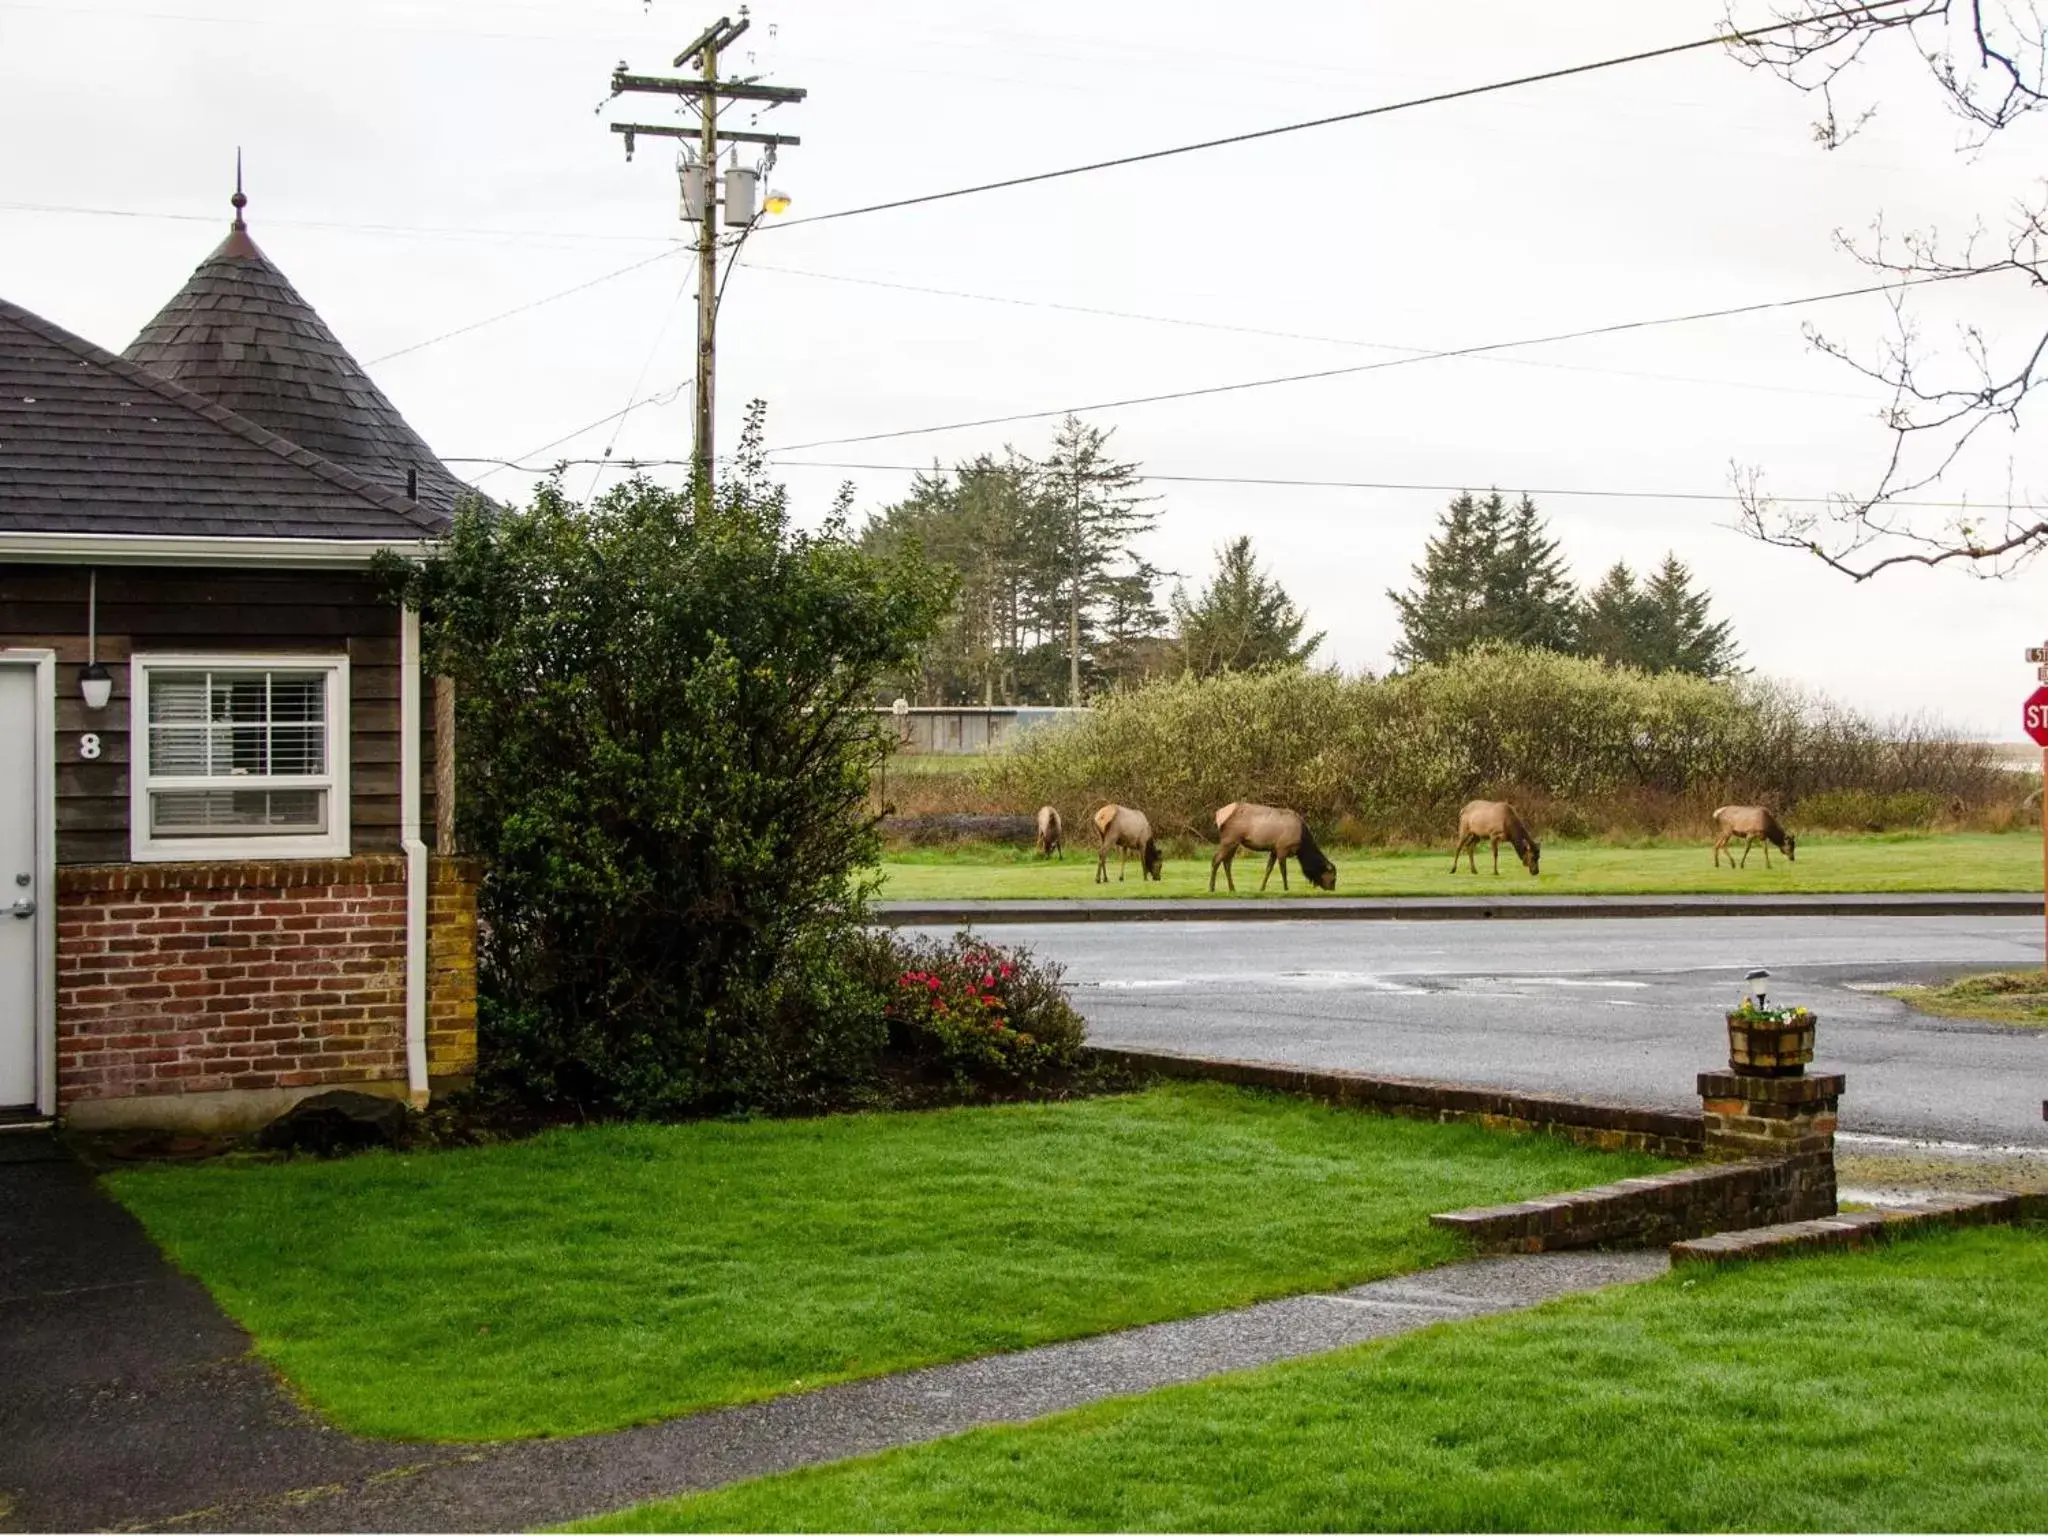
1744, 967, 1770, 1011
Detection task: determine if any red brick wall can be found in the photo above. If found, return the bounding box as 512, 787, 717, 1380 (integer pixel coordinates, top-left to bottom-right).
55, 857, 409, 1108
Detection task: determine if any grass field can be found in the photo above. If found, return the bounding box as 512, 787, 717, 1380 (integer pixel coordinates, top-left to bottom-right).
1887, 969, 2048, 1028
106, 1084, 1670, 1442
878, 831, 2041, 900
577, 1224, 2048, 1533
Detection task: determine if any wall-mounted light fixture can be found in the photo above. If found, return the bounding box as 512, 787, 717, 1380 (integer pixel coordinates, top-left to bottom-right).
81, 569, 111, 709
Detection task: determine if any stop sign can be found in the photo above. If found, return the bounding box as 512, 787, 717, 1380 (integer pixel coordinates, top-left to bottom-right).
2025, 687, 2048, 746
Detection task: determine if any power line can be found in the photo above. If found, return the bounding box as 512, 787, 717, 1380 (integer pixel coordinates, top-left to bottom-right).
760, 1, 1918, 233
437, 451, 2017, 512
76, 1, 1910, 370
469, 377, 691, 484
737, 259, 1881, 403
366, 247, 683, 365
585, 275, 692, 498
449, 269, 1983, 470
763, 269, 1989, 453
0, 200, 675, 247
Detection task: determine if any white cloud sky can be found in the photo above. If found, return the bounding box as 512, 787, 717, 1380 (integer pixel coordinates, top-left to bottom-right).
6, 0, 2047, 734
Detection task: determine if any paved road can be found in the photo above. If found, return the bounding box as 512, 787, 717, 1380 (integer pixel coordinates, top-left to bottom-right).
909, 914, 2048, 1147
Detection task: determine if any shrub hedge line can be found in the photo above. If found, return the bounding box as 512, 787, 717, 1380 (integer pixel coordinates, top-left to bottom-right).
983, 646, 2026, 842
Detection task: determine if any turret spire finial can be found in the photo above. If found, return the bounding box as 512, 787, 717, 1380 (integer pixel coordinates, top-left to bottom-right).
231, 148, 247, 230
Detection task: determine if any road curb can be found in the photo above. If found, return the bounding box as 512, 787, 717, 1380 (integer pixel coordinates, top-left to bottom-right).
873, 893, 2041, 925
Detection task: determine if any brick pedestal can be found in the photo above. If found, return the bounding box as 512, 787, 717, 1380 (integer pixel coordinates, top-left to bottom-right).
1698, 1068, 1842, 1222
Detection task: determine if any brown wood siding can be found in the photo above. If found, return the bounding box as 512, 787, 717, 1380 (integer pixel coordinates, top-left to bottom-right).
1, 564, 440, 864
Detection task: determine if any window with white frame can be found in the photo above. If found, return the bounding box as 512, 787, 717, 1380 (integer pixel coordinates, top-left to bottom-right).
130, 656, 350, 861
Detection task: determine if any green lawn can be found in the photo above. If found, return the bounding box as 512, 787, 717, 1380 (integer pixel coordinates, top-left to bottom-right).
1888, 969, 2048, 1028
580, 1224, 2048, 1533
106, 1084, 1671, 1442
880, 831, 2040, 900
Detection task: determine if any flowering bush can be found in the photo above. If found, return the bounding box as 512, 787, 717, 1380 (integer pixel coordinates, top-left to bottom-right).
877, 930, 1087, 1083
1728, 1000, 1815, 1025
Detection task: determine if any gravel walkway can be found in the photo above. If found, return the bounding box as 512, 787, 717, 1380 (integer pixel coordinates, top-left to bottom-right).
1, 1136, 1667, 1533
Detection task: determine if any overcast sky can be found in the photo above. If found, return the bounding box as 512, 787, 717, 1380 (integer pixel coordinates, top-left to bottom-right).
6, 0, 2047, 735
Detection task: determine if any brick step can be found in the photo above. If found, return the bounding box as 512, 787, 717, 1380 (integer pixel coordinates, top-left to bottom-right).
1670, 1190, 2046, 1265
1430, 1157, 1832, 1253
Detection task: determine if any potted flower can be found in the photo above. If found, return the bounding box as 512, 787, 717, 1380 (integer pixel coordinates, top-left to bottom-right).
1726, 976, 1816, 1076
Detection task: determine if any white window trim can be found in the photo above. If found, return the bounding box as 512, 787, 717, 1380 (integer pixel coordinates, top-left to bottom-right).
128, 653, 352, 863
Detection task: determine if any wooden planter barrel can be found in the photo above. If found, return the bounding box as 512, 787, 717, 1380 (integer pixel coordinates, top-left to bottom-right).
1726, 1013, 1816, 1076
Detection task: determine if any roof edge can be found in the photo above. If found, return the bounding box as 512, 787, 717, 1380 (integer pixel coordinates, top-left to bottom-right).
0, 295, 450, 538
0, 531, 439, 569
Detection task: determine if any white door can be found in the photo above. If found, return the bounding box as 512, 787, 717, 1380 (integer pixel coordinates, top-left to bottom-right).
0, 664, 39, 1107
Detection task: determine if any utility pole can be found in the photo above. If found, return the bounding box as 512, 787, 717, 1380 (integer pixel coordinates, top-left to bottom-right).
608, 14, 804, 497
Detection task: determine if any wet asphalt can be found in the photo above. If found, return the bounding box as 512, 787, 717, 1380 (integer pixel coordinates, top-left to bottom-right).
902, 912, 2048, 1148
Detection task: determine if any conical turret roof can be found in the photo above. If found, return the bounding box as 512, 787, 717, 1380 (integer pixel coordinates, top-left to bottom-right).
123, 179, 469, 523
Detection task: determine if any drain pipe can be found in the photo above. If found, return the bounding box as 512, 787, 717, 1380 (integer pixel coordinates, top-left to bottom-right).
400, 604, 429, 1106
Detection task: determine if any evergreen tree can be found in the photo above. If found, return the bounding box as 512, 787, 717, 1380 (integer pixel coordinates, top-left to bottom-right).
860, 451, 1053, 704
1388, 491, 1487, 667
1642, 553, 1742, 678
1576, 554, 1742, 679
859, 423, 1171, 705
1577, 561, 1655, 668
1036, 415, 1161, 704
1389, 491, 1576, 666
1487, 494, 1579, 653
1172, 535, 1325, 676
1095, 560, 1178, 692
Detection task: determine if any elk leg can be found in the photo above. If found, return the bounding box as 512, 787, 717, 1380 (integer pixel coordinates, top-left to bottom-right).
1492, 837, 1502, 875
1119, 845, 1129, 882
1762, 841, 1772, 868
1739, 838, 1752, 869
1212, 843, 1238, 893
1096, 844, 1109, 884
1713, 834, 1727, 868
1259, 851, 1277, 892
1279, 856, 1291, 891
1451, 835, 1471, 874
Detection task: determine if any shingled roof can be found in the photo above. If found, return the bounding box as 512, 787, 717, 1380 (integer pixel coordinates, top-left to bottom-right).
0, 295, 447, 541
122, 186, 471, 520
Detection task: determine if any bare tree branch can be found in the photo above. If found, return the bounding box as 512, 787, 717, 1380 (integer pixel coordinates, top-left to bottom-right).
1728, 1, 2047, 147
1728, 2, 2048, 577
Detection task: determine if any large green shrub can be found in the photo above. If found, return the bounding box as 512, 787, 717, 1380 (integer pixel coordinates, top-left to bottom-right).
988, 645, 2014, 841
383, 409, 955, 1116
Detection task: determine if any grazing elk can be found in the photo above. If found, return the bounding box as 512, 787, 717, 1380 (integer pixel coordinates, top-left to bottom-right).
1451, 800, 1541, 876
1210, 802, 1337, 893
1093, 803, 1164, 883
1712, 805, 1796, 868
1035, 805, 1065, 859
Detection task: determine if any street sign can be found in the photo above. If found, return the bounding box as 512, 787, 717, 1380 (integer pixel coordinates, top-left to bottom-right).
2026, 685, 2048, 746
